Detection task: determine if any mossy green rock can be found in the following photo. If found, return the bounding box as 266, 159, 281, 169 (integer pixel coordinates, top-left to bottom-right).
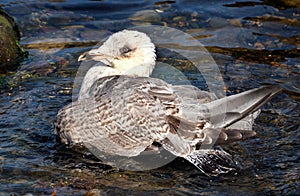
0, 8, 23, 74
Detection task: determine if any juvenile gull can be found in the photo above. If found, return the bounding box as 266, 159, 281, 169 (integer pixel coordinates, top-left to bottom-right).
55, 30, 281, 176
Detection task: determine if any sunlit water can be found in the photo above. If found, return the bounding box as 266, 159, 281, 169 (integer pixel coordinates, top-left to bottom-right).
0, 0, 299, 195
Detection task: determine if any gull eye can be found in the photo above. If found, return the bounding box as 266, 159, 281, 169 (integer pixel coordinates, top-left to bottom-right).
120, 46, 132, 55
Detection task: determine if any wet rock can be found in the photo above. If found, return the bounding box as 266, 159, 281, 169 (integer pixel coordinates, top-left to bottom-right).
86, 189, 102, 196
263, 0, 300, 9
130, 10, 162, 26
229, 18, 243, 27
172, 16, 186, 22
208, 17, 229, 28
0, 7, 25, 74
254, 42, 265, 50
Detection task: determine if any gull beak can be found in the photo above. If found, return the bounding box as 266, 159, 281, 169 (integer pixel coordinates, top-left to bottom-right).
78, 51, 88, 62
78, 49, 114, 67
78, 50, 111, 62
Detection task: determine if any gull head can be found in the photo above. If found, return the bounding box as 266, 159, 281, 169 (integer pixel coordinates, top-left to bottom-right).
79, 30, 156, 77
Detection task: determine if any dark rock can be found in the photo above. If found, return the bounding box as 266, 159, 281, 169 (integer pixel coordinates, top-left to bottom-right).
0, 7, 26, 74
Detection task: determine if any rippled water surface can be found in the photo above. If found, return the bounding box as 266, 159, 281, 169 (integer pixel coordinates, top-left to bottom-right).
0, 0, 299, 195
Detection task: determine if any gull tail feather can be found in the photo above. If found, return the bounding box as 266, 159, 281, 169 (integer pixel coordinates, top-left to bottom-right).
200, 85, 282, 128
184, 147, 237, 176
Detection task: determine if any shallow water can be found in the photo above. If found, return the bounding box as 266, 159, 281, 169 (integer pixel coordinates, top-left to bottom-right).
0, 0, 299, 195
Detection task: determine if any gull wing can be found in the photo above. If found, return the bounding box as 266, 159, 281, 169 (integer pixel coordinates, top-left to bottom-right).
196, 85, 282, 128
56, 75, 181, 157
171, 85, 218, 103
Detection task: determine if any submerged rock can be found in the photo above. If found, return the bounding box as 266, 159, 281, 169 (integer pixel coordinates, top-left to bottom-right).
130, 10, 161, 22
129, 10, 162, 26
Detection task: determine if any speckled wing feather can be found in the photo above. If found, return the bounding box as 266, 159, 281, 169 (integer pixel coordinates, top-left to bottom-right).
56, 75, 181, 157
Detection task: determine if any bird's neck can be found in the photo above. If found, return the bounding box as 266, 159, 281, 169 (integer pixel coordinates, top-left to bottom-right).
78, 61, 155, 100
114, 63, 155, 77
78, 65, 120, 100
113, 56, 155, 77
